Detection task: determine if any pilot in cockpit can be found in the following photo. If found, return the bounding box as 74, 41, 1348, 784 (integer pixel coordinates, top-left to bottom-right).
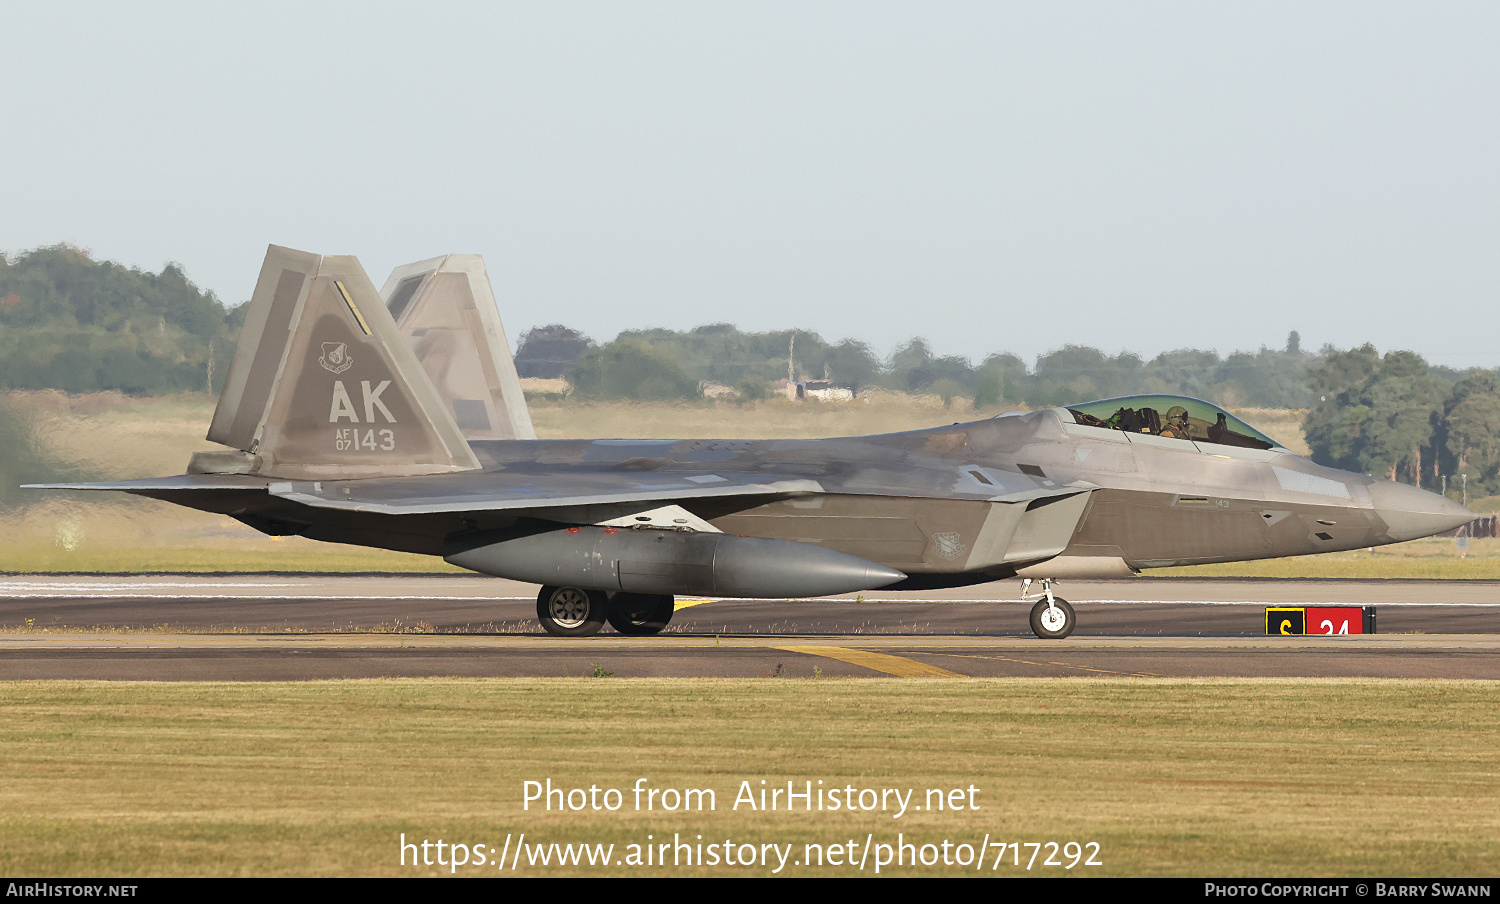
1161, 405, 1190, 439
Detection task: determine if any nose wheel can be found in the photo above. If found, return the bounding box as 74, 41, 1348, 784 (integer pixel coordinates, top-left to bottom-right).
1029, 597, 1076, 639
1021, 577, 1076, 639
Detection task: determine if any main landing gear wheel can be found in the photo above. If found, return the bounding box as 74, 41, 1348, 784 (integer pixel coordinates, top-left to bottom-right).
606, 592, 676, 636
1029, 597, 1076, 640
536, 585, 608, 637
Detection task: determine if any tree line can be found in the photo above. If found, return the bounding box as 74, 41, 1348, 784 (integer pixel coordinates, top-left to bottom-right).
0, 245, 242, 395
517, 323, 1343, 408
1305, 346, 1500, 496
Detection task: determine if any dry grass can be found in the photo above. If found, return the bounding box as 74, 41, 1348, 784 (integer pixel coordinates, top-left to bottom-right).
1157, 537, 1500, 579
0, 678, 1493, 877
1230, 406, 1311, 456
13, 390, 223, 479
0, 496, 463, 573
527, 392, 987, 440
0, 392, 1328, 469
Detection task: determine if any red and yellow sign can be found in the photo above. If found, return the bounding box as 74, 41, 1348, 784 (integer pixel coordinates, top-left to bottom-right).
1265, 607, 1375, 635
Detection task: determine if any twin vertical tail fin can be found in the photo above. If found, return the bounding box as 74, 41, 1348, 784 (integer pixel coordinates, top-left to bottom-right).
379, 254, 536, 442
201, 245, 494, 480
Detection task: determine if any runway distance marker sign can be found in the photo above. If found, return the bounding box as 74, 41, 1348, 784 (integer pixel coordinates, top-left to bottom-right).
1266, 606, 1376, 635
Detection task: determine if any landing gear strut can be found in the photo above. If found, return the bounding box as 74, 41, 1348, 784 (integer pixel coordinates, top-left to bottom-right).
1021, 577, 1075, 639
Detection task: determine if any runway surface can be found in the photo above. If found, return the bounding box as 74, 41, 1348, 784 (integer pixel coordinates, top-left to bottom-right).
2, 574, 1497, 680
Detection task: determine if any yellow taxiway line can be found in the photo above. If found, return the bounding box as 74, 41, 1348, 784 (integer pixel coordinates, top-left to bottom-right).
775, 645, 965, 678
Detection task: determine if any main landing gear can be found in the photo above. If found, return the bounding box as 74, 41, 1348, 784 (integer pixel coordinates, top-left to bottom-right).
1020, 577, 1075, 639
535, 586, 676, 637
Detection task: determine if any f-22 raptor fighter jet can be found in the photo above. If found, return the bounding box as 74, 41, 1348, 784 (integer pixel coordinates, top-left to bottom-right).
34, 246, 1477, 639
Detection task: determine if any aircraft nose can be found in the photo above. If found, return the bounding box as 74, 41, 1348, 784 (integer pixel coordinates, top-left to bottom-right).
1367, 480, 1477, 542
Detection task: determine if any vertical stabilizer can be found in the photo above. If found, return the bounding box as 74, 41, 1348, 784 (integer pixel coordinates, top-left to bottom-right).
208, 245, 319, 452
204, 246, 480, 479
380, 255, 536, 441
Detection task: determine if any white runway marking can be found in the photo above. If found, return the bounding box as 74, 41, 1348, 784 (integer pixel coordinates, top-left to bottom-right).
853, 597, 1500, 607
1072, 599, 1500, 607
0, 583, 533, 601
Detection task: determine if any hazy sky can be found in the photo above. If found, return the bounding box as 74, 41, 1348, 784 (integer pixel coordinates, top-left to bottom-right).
5, 3, 1497, 368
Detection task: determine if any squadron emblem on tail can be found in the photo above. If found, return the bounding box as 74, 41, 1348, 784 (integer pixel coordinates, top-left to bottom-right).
318, 342, 353, 374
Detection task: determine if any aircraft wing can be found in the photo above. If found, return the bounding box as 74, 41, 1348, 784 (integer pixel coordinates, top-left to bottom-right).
265, 457, 1078, 516
30, 451, 1081, 516
26, 475, 270, 492
260, 470, 828, 515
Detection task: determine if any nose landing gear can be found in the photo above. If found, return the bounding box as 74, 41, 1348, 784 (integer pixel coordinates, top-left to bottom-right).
1021, 577, 1075, 639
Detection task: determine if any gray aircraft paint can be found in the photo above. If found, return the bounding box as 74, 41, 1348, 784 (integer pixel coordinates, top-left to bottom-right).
31, 245, 1477, 621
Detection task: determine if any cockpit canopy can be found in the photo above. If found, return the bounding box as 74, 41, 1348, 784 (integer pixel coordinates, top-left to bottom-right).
1063, 395, 1280, 450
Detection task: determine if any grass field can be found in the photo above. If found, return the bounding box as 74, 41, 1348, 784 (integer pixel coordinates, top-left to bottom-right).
1, 678, 1493, 877
2, 391, 1491, 577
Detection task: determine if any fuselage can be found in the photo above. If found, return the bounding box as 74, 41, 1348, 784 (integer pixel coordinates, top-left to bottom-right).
142, 401, 1474, 585
467, 406, 1470, 578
